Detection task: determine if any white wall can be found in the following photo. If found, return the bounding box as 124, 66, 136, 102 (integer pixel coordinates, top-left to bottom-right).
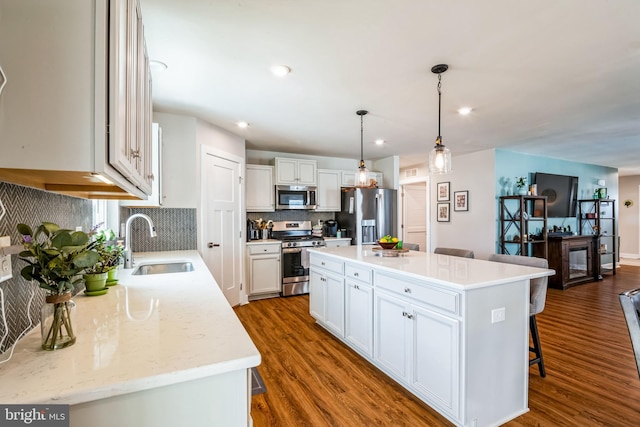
619, 175, 640, 257
430, 150, 496, 260
371, 156, 400, 189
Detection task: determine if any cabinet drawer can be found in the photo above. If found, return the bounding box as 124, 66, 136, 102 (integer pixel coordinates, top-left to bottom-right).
311, 255, 344, 275
375, 272, 459, 315
345, 263, 372, 284
247, 243, 281, 255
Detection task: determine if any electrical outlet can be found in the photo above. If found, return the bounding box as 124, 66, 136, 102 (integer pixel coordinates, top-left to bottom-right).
0, 236, 12, 283
491, 307, 506, 324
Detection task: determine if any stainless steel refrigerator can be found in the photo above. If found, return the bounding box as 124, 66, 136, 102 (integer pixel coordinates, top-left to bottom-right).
336, 188, 397, 245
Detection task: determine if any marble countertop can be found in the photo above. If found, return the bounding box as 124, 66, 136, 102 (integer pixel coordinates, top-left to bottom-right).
0, 251, 261, 405
310, 245, 554, 290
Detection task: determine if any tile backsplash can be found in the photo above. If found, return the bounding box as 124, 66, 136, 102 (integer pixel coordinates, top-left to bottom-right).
121, 208, 197, 252
0, 182, 94, 352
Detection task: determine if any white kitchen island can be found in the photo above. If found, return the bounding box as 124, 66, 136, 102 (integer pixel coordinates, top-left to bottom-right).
308, 245, 554, 427
0, 251, 260, 427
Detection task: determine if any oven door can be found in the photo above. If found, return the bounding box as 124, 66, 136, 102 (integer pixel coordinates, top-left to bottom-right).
281, 247, 310, 296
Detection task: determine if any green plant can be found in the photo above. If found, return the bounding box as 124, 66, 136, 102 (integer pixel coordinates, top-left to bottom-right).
85, 229, 124, 274
18, 222, 100, 295
515, 176, 527, 189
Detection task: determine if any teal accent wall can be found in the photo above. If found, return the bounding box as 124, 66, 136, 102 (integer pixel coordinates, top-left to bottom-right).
494, 149, 618, 251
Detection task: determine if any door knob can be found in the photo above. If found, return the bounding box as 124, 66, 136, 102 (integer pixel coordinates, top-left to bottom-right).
207, 242, 220, 248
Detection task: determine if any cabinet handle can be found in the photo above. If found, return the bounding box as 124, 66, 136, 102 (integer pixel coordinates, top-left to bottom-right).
354, 272, 359, 277
404, 287, 411, 293
131, 149, 141, 158
0, 65, 7, 97
407, 313, 414, 320
402, 311, 408, 317
207, 242, 220, 248
321, 262, 325, 266
354, 284, 359, 290
147, 173, 154, 180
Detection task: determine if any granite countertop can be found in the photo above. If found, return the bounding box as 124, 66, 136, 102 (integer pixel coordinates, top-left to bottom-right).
309, 245, 554, 290
0, 251, 260, 405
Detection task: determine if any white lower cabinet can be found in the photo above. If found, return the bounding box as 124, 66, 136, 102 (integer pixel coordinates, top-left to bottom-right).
345, 279, 373, 357
374, 287, 460, 418
247, 243, 281, 298
310, 252, 461, 423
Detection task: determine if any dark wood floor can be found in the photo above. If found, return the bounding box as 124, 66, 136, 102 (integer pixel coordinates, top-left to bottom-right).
234, 265, 640, 426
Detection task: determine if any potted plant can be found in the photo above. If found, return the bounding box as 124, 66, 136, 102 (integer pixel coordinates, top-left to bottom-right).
515, 176, 528, 195
84, 229, 123, 291
17, 222, 100, 350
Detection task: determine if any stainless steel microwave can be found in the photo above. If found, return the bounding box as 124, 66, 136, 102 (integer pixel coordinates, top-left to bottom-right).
276, 185, 317, 210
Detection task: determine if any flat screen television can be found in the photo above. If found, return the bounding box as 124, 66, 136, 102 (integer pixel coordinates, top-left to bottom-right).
534, 172, 579, 217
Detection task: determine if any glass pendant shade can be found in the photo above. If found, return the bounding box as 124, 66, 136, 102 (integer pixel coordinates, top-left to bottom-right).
429, 139, 452, 174
355, 161, 369, 187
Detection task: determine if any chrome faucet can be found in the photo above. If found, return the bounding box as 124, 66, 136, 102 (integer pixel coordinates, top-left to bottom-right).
124, 213, 157, 269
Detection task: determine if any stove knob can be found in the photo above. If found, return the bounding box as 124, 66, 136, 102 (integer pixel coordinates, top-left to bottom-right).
287, 242, 293, 247
292, 242, 297, 247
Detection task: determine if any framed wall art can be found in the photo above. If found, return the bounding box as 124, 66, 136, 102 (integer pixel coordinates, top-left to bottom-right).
454, 190, 469, 211
437, 182, 450, 202
437, 203, 450, 222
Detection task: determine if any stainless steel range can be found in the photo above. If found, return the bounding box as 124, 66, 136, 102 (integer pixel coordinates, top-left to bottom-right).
271, 220, 325, 296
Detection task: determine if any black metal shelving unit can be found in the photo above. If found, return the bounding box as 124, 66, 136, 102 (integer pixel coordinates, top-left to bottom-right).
578, 198, 616, 276
499, 196, 548, 258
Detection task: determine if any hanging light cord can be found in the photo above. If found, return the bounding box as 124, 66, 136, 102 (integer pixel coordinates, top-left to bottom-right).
360, 113, 364, 164
437, 73, 442, 145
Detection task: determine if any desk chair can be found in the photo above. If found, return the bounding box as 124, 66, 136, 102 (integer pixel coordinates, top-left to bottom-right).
619, 288, 640, 379
434, 247, 474, 258
488, 254, 548, 377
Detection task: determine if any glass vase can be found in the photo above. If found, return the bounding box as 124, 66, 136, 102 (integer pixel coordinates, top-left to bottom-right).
41, 292, 76, 350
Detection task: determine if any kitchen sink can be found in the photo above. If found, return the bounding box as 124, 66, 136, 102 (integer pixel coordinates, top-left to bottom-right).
132, 261, 195, 275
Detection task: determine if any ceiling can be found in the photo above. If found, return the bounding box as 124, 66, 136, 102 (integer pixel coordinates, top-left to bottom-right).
140, 0, 640, 176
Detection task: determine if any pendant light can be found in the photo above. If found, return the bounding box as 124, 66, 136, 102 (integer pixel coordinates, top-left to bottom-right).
429, 64, 452, 174
355, 110, 369, 187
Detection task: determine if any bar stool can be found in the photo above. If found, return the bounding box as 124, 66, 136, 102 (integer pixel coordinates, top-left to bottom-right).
488, 254, 548, 377
434, 247, 475, 258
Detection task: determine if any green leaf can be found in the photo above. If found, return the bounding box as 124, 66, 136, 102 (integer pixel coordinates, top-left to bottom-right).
17, 223, 33, 236
42, 222, 60, 234
70, 231, 89, 246
73, 251, 100, 268
51, 232, 73, 250
20, 265, 34, 281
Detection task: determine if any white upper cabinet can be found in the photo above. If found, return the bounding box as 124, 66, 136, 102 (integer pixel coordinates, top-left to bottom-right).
316, 169, 341, 212
246, 165, 274, 212
275, 157, 317, 186
0, 0, 153, 200
121, 123, 162, 207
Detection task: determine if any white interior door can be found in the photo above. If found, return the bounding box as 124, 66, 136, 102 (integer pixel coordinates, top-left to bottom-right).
202, 151, 241, 306
402, 182, 427, 252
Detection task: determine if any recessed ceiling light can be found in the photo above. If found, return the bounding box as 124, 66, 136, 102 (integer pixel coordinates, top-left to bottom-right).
375, 139, 385, 146
270, 65, 291, 77
149, 60, 168, 72
236, 121, 250, 128
458, 107, 473, 115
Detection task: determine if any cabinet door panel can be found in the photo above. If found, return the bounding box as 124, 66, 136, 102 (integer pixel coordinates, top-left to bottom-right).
246, 165, 274, 211
316, 169, 341, 211
324, 274, 345, 337
297, 160, 317, 185
309, 270, 325, 322
345, 281, 373, 357
275, 158, 298, 184
374, 291, 409, 380
411, 305, 459, 415
249, 255, 281, 295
